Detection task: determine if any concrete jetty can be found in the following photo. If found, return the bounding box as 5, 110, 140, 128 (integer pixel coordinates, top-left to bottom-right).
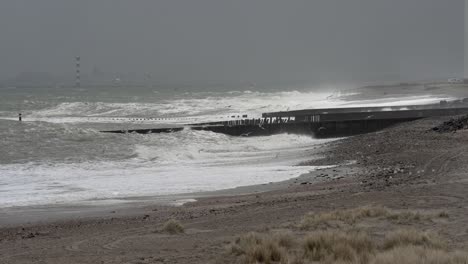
100, 101, 468, 138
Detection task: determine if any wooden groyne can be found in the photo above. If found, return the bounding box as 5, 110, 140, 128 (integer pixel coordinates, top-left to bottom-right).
100, 103, 468, 138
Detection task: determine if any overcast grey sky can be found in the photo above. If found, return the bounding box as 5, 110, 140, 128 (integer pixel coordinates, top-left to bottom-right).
0, 0, 464, 85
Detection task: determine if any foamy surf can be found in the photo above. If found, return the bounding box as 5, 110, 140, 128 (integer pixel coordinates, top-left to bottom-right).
0, 87, 455, 209
0, 161, 327, 208
0, 102, 336, 208
0, 131, 335, 208
0, 91, 452, 124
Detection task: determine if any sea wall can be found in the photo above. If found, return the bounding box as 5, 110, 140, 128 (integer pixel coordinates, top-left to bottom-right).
191, 118, 418, 138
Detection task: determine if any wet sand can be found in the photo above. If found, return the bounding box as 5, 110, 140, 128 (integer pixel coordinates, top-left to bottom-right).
2, 115, 468, 263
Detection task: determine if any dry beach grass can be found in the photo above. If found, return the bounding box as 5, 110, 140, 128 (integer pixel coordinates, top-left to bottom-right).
161, 219, 185, 235
227, 206, 466, 264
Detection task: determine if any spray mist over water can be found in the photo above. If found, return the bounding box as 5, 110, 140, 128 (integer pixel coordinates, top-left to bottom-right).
0, 87, 454, 208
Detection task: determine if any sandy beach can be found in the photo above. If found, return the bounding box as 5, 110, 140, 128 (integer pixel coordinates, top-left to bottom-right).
1, 115, 468, 263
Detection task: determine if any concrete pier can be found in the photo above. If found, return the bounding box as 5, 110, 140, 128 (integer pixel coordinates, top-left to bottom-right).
100, 103, 468, 138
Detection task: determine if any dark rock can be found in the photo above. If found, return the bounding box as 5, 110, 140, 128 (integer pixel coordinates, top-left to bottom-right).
432, 115, 468, 133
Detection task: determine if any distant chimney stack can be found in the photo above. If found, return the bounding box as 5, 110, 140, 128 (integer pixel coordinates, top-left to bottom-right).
75, 56, 81, 87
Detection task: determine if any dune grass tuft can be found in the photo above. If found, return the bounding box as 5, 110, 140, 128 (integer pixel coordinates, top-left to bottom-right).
162, 219, 185, 234
226, 206, 464, 264
302, 230, 374, 263
370, 246, 468, 264
228, 229, 461, 264
300, 205, 435, 230
383, 229, 446, 250
230, 232, 290, 264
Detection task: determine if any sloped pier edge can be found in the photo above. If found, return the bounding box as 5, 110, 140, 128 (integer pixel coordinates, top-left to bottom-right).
100, 106, 468, 138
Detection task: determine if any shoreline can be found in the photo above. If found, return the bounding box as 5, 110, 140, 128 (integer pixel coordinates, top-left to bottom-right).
2, 83, 467, 225
0, 158, 345, 227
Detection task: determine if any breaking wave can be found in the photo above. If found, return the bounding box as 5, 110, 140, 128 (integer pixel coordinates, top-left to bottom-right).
0, 88, 455, 208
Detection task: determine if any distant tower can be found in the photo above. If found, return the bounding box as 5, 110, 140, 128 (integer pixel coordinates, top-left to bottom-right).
75, 56, 81, 87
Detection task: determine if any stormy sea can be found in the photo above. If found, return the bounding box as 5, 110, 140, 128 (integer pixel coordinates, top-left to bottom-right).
0, 85, 449, 208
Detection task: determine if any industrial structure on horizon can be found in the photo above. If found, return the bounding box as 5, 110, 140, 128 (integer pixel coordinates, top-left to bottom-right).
75, 56, 81, 88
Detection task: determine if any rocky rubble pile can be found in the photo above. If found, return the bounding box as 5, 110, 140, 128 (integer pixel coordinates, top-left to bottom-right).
432, 115, 468, 133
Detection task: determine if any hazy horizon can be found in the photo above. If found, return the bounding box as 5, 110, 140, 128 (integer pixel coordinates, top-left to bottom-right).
0, 0, 464, 87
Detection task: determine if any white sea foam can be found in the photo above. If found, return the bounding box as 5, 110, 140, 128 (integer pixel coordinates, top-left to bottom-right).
0, 89, 455, 209
0, 161, 324, 208
0, 91, 453, 124
0, 132, 334, 208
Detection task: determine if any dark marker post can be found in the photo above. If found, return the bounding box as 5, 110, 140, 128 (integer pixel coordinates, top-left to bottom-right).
18, 113, 22, 122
